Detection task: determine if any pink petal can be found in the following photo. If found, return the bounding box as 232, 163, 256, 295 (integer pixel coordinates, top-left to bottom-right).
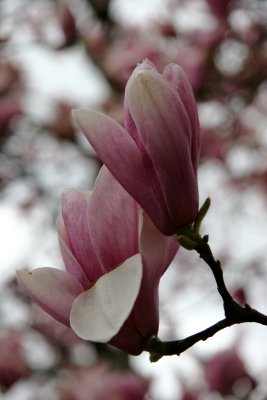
109, 323, 144, 356
125, 68, 199, 230
140, 213, 179, 285
16, 268, 83, 326
163, 63, 200, 173
72, 109, 173, 234
61, 189, 105, 283
56, 215, 90, 288
88, 166, 139, 271
133, 213, 179, 337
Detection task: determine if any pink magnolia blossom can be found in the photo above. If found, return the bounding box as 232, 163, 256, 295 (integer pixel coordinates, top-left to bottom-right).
72, 59, 200, 235
17, 166, 178, 355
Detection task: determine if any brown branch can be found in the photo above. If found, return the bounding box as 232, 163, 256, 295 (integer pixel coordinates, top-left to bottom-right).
145, 203, 267, 361
145, 303, 267, 362
194, 235, 241, 317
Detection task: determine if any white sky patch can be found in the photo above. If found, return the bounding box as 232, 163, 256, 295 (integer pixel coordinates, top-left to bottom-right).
198, 101, 232, 129
226, 146, 263, 176
0, 205, 34, 277
111, 0, 169, 25
215, 39, 250, 76
12, 45, 109, 106
173, 0, 216, 33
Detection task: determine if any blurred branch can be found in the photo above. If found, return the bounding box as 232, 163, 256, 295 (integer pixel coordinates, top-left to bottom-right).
86, 0, 112, 23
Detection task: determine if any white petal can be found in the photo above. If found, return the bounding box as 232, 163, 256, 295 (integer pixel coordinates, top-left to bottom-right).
70, 253, 142, 342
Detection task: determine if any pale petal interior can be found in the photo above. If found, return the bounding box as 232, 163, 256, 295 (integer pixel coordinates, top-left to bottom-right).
70, 253, 142, 342
16, 267, 83, 326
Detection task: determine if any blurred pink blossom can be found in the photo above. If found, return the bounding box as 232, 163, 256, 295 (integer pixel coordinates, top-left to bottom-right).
0, 97, 23, 136
102, 32, 168, 89
181, 391, 198, 400
84, 23, 108, 59
206, 0, 232, 19
204, 348, 256, 396
0, 331, 28, 390
200, 128, 227, 161
233, 287, 247, 306
171, 46, 206, 90
57, 4, 78, 48
56, 364, 149, 400
47, 101, 76, 140
0, 61, 22, 95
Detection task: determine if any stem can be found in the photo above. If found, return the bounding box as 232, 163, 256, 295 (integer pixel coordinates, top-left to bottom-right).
194, 236, 239, 317
145, 228, 267, 362
145, 306, 267, 361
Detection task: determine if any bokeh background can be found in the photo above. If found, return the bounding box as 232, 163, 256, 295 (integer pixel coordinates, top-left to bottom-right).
1, 0, 267, 399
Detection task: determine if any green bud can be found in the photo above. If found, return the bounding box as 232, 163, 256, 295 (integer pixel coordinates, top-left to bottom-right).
177, 235, 198, 250
193, 197, 211, 234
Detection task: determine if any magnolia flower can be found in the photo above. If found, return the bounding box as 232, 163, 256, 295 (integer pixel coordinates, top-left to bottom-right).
17, 167, 178, 355
72, 59, 200, 235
